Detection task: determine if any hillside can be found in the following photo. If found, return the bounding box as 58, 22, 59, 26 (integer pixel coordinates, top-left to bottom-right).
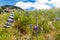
0, 5, 24, 14
0, 9, 60, 40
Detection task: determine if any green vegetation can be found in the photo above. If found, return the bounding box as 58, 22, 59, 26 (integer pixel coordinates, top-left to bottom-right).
0, 9, 60, 40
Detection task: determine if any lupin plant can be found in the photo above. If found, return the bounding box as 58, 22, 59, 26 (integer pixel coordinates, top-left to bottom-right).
8, 16, 14, 19
34, 25, 38, 32
29, 24, 39, 40
4, 21, 11, 28
33, 24, 39, 40
4, 12, 14, 28
28, 11, 39, 40
5, 22, 11, 26
1, 9, 60, 40
34, 11, 39, 40
7, 18, 14, 23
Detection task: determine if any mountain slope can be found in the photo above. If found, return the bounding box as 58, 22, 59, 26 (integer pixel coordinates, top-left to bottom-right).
0, 5, 24, 13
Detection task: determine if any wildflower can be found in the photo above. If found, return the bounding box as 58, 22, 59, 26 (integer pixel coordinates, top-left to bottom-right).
8, 16, 14, 19
7, 18, 14, 23
3, 13, 14, 28
5, 22, 11, 26
34, 25, 38, 31
34, 25, 39, 40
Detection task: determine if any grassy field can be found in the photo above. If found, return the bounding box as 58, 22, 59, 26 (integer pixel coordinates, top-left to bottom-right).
0, 9, 60, 40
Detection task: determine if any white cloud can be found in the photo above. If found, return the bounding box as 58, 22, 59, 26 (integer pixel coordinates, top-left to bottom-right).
49, 0, 60, 8
53, 0, 60, 8
15, 0, 60, 10
15, 2, 35, 9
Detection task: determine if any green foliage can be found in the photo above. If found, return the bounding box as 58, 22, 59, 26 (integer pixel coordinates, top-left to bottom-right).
0, 13, 10, 27
0, 9, 60, 40
0, 28, 12, 40
55, 33, 60, 40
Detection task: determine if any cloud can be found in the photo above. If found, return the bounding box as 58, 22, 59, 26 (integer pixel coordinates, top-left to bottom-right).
15, 1, 50, 9
51, 0, 60, 8
15, 0, 60, 10
15, 2, 35, 9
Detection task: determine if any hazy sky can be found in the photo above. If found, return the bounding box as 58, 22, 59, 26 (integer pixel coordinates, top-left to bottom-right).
0, 0, 60, 10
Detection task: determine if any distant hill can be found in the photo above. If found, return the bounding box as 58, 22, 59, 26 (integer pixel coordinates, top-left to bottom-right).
0, 5, 24, 13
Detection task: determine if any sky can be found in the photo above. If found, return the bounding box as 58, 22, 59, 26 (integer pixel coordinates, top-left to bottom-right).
0, 0, 60, 10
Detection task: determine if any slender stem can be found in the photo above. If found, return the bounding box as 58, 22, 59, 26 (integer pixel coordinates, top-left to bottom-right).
36, 33, 38, 40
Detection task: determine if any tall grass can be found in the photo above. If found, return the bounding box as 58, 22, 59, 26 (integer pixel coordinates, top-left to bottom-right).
0, 9, 60, 40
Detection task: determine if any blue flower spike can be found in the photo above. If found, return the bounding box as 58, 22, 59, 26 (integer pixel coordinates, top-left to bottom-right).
34, 25, 39, 40
8, 16, 14, 19
4, 13, 14, 28
4, 25, 10, 28
5, 22, 11, 26
7, 18, 14, 23
34, 25, 38, 31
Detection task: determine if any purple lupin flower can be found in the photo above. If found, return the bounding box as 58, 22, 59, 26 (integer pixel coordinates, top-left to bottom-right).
4, 13, 14, 28
34, 25, 38, 31
34, 25, 39, 40
8, 16, 14, 19
5, 22, 11, 26
7, 18, 14, 23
